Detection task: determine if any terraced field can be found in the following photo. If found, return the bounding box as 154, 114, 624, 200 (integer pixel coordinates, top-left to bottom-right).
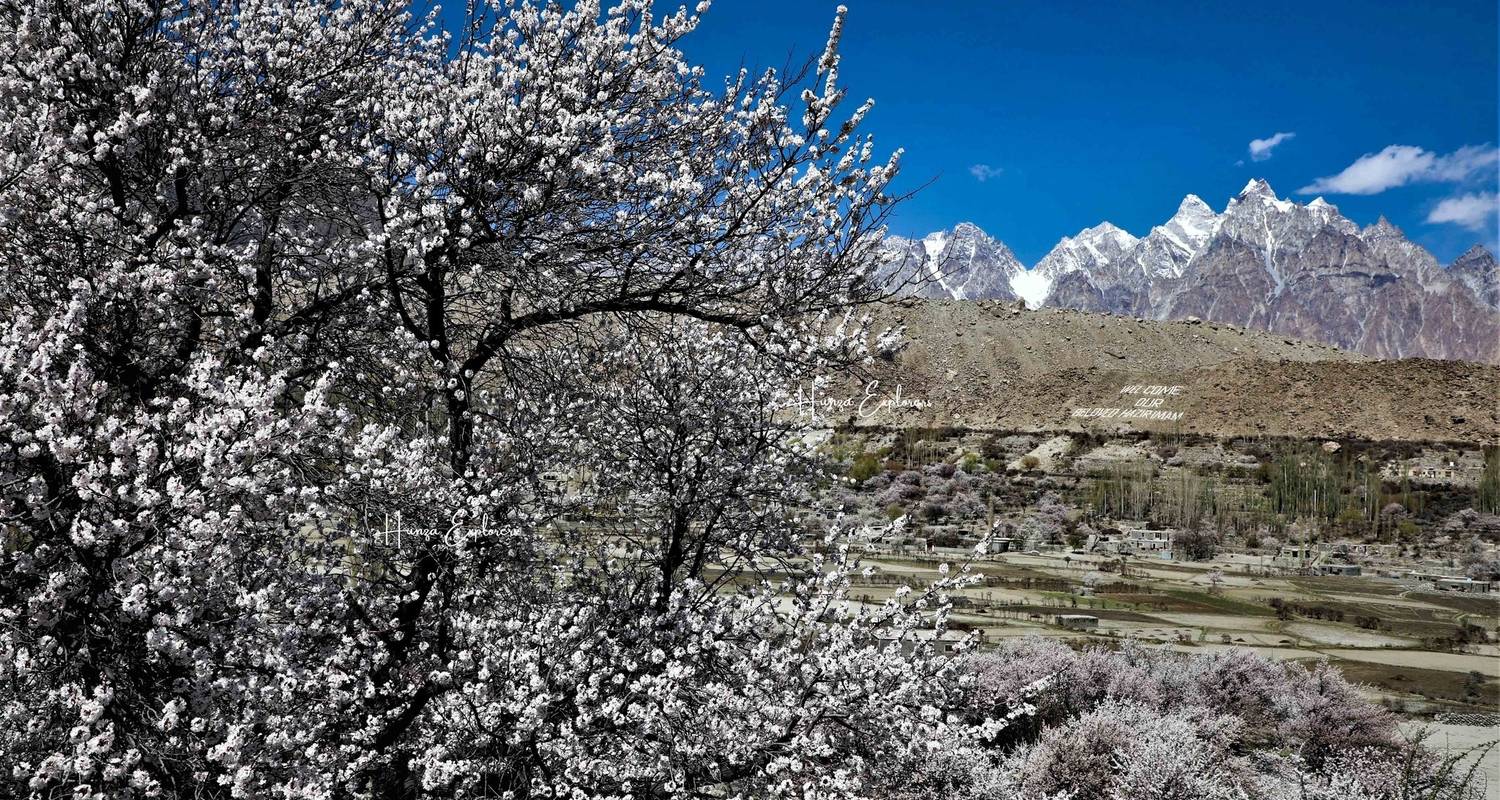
854, 547, 1500, 711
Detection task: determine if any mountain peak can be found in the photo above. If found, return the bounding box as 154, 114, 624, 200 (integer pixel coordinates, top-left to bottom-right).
1456, 243, 1495, 263
1239, 178, 1275, 198
1305, 197, 1348, 225
1450, 243, 1498, 310
1079, 220, 1136, 243
1035, 221, 1141, 286
1229, 178, 1295, 214
1169, 194, 1220, 225
1364, 215, 1403, 236
1178, 194, 1213, 213
1149, 193, 1221, 264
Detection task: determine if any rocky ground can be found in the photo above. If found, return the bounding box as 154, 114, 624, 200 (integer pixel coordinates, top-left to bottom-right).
829, 299, 1498, 443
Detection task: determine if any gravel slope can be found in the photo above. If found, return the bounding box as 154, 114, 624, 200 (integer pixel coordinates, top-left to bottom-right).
833, 299, 1498, 443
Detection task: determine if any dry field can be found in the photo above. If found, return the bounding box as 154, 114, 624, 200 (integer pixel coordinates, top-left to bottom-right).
854, 547, 1500, 709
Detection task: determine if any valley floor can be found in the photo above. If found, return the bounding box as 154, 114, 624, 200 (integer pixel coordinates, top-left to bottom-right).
847, 544, 1500, 775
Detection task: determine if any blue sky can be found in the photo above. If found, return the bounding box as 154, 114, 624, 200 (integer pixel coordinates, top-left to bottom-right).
432, 1, 1499, 264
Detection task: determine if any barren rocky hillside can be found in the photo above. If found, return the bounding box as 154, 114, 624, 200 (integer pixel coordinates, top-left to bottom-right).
818, 299, 1498, 443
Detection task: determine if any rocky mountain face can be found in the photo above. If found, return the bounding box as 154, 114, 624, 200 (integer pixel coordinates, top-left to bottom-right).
1452, 244, 1499, 309
880, 222, 1027, 302
883, 180, 1500, 363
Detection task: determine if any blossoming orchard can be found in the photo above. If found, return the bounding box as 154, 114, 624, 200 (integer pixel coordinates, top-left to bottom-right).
0, 1, 1489, 799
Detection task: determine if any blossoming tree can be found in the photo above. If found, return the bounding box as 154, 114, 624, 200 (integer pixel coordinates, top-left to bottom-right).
0, 2, 1485, 799
0, 1, 964, 798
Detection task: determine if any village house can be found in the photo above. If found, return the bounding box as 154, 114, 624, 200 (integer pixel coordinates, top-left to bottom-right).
1380, 453, 1484, 488
1320, 542, 1398, 559
1086, 528, 1174, 559
1126, 528, 1175, 555
878, 630, 968, 656
1276, 544, 1317, 567
1434, 577, 1492, 594
1406, 571, 1494, 593
1055, 614, 1100, 630
1086, 532, 1124, 554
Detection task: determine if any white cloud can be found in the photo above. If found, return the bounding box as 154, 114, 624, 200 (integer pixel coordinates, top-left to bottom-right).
1426, 191, 1498, 232
968, 163, 1002, 182
1248, 131, 1295, 162
1298, 144, 1498, 195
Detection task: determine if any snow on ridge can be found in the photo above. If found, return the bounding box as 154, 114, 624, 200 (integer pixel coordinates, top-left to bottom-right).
1156, 227, 1192, 255
889, 180, 1437, 311
921, 231, 948, 262
1240, 177, 1274, 196
1079, 220, 1138, 248
1159, 196, 1219, 247
1009, 268, 1052, 309
1236, 178, 1294, 213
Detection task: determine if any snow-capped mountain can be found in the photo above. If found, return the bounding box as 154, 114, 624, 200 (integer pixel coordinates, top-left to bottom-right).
880, 222, 1027, 302
1142, 194, 1219, 280
882, 179, 1500, 363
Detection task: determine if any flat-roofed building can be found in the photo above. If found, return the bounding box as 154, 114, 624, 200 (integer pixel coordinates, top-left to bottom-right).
1435, 577, 1492, 593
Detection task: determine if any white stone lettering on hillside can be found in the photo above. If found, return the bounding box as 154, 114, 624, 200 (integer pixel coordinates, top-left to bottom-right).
1070, 384, 1187, 422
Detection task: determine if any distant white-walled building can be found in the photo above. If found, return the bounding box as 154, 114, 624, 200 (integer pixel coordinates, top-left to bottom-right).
878, 629, 968, 655
1276, 545, 1317, 567
1088, 527, 1173, 559
1125, 528, 1174, 558
1319, 542, 1399, 560
1380, 453, 1483, 487
1435, 577, 1492, 594
1407, 571, 1494, 594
